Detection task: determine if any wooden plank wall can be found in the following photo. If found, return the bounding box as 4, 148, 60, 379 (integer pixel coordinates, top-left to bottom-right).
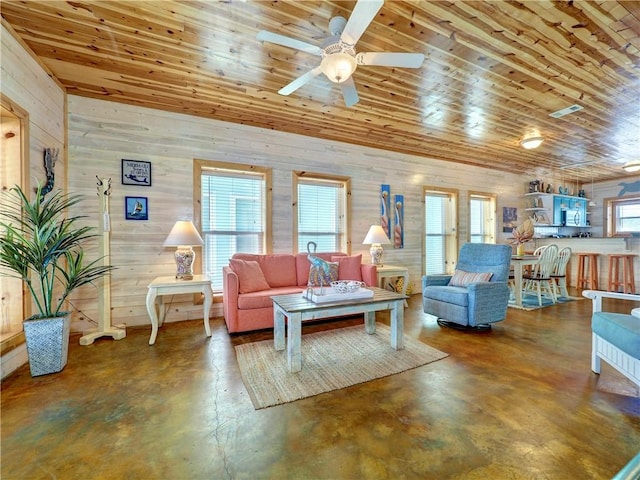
1, 21, 66, 376
1, 22, 66, 183
67, 95, 531, 332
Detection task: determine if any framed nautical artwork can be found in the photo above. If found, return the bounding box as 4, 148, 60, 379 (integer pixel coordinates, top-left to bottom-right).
125, 196, 148, 220
122, 159, 151, 186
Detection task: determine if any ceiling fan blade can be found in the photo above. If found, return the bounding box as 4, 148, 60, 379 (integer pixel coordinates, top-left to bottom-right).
278, 67, 323, 96
341, 77, 360, 107
358, 52, 425, 68
340, 0, 384, 46
257, 30, 323, 56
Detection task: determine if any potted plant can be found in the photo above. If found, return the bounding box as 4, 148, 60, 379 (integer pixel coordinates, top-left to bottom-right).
0, 184, 114, 376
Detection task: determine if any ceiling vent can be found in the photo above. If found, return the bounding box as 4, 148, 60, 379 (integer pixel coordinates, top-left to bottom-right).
549, 104, 584, 118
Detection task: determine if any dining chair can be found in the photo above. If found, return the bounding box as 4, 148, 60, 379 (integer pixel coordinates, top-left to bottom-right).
512, 244, 547, 296
522, 244, 559, 306
551, 246, 572, 298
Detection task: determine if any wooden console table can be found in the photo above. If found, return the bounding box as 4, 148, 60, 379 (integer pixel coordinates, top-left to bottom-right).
145, 275, 213, 345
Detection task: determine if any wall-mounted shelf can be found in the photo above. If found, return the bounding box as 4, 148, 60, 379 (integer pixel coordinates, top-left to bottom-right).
524, 192, 591, 202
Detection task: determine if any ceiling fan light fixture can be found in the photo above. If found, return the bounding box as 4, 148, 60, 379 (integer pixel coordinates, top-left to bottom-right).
320, 52, 356, 83
520, 136, 544, 150
622, 160, 640, 172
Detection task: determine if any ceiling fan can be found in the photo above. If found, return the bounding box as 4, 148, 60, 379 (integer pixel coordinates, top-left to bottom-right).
257, 0, 425, 107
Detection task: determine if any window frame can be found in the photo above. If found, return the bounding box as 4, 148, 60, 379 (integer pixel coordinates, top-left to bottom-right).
468, 191, 497, 244
605, 195, 640, 237
423, 186, 459, 275
292, 171, 351, 254
1, 93, 30, 348
194, 160, 272, 292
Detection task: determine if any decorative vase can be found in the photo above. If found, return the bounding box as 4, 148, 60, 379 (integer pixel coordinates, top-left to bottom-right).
23, 313, 71, 376
516, 243, 525, 256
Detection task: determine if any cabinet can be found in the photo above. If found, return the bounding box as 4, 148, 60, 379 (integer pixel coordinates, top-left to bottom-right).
552, 195, 587, 227
524, 193, 590, 236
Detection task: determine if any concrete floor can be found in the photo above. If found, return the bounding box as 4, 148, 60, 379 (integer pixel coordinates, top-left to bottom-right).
1, 293, 639, 479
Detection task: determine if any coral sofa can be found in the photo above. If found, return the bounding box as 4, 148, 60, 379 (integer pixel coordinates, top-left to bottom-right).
222, 252, 377, 333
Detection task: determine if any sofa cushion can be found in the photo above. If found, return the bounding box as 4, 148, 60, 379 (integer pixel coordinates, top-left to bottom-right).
259, 254, 297, 287
331, 254, 363, 281
423, 285, 470, 307
232, 253, 297, 288
632, 308, 640, 319
308, 261, 339, 287
448, 269, 493, 287
592, 311, 640, 359
238, 286, 303, 309
229, 259, 270, 293
295, 252, 344, 286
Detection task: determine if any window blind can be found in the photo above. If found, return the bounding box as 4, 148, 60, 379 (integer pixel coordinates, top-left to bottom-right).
470, 195, 495, 243
201, 170, 265, 290
424, 193, 447, 275
297, 180, 345, 252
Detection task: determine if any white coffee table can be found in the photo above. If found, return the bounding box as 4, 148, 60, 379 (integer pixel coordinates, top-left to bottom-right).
271, 287, 407, 372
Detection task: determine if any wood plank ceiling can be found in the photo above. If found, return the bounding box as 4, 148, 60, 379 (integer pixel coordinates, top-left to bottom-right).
1, 0, 639, 182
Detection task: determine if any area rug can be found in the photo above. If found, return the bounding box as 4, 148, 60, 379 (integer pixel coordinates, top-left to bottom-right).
508, 295, 583, 311
235, 323, 448, 409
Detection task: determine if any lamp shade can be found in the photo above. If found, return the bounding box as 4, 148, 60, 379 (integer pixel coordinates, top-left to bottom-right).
362, 225, 391, 245
320, 52, 357, 83
622, 160, 640, 173
163, 220, 204, 247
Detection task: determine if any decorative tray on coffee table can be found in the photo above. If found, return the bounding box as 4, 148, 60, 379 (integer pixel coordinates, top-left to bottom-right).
302, 281, 374, 304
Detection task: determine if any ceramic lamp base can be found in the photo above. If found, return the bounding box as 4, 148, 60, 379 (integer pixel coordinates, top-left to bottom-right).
370, 243, 384, 266
174, 246, 195, 280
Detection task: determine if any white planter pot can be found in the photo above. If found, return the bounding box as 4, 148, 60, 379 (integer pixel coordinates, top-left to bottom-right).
23, 314, 71, 377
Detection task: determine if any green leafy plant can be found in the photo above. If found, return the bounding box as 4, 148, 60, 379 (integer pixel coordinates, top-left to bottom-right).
0, 184, 114, 319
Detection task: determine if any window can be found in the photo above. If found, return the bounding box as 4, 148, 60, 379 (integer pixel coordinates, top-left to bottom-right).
423, 187, 458, 275
1, 95, 29, 344
196, 161, 271, 291
606, 196, 640, 237
293, 172, 350, 253
469, 192, 496, 243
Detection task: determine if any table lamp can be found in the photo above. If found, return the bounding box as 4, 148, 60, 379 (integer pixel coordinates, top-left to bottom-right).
163, 220, 204, 280
362, 225, 391, 266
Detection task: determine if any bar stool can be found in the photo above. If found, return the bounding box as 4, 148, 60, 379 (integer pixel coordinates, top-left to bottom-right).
607, 254, 637, 294
576, 253, 599, 290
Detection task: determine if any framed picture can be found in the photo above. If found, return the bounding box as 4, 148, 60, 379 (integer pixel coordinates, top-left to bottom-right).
503, 206, 517, 232
380, 184, 391, 238
125, 196, 148, 220
121, 159, 152, 186
394, 194, 404, 248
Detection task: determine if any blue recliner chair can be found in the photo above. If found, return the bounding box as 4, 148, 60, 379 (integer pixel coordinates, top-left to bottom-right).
422, 243, 512, 331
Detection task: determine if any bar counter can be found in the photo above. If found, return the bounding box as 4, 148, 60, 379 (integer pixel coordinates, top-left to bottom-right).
532, 236, 638, 291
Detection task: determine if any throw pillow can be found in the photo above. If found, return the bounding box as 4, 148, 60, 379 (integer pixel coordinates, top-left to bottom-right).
631, 308, 640, 319
307, 259, 339, 287
331, 254, 363, 282
448, 269, 493, 287
229, 259, 270, 293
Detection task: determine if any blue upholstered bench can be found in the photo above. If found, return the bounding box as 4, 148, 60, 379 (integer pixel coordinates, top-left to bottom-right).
583, 290, 640, 388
